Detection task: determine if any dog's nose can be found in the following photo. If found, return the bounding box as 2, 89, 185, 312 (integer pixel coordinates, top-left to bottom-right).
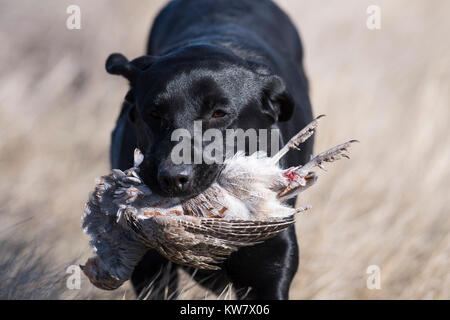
157, 166, 193, 194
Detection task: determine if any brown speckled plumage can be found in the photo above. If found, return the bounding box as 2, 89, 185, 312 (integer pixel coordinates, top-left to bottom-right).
81, 116, 357, 290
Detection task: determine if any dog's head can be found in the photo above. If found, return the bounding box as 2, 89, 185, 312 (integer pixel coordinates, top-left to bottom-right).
106, 44, 294, 199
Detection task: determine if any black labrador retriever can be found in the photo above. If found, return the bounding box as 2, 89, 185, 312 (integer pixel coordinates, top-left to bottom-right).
107, 0, 313, 299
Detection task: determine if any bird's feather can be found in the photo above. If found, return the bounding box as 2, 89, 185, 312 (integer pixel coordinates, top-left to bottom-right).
124, 212, 295, 269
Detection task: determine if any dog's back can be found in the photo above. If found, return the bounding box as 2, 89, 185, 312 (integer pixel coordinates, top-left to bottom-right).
148, 0, 303, 65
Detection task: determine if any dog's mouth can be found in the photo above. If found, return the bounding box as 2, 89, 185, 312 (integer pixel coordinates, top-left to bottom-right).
181, 167, 224, 200
140, 164, 224, 200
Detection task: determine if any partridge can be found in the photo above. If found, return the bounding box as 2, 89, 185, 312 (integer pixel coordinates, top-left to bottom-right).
81, 116, 357, 290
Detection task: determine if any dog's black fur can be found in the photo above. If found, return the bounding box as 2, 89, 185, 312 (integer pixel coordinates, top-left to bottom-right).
108, 0, 313, 299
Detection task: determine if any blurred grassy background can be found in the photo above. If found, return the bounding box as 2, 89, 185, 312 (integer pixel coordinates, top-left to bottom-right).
0, 0, 448, 299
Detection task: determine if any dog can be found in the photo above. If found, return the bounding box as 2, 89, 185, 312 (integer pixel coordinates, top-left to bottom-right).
107, 0, 313, 299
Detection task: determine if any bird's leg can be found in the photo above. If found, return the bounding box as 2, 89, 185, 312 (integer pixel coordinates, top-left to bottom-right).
294, 140, 358, 177
271, 115, 325, 164
294, 205, 311, 214
277, 140, 358, 201
277, 169, 317, 202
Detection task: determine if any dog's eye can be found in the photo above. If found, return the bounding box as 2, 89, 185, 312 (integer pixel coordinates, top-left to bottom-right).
150, 111, 161, 119
211, 109, 227, 119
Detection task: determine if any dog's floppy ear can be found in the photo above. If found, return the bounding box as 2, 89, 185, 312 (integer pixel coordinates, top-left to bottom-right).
248, 61, 294, 122
105, 53, 156, 84
261, 75, 294, 122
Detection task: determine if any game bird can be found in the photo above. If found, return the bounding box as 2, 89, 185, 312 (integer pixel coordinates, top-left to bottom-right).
81, 116, 357, 290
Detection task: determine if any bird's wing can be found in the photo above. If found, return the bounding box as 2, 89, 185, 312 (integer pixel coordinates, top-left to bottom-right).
123, 213, 295, 270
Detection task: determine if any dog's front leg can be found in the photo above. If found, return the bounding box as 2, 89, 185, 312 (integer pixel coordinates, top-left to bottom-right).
225, 224, 299, 300
131, 249, 179, 299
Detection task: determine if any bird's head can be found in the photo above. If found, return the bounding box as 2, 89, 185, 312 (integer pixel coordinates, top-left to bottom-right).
80, 257, 125, 290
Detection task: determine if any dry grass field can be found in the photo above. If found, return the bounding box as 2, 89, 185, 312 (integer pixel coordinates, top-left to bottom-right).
0, 0, 448, 299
